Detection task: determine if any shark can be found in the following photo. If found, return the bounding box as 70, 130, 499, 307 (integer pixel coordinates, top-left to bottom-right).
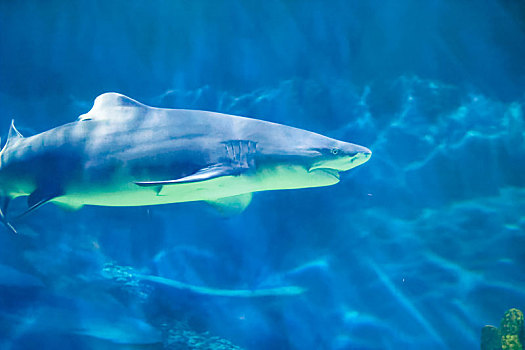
0, 93, 371, 233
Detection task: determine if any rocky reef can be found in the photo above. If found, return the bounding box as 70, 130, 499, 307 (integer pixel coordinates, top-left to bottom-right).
482, 308, 525, 350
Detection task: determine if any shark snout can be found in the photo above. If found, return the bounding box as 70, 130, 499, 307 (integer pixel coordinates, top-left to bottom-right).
346, 146, 372, 170
340, 144, 372, 170
360, 146, 372, 161
353, 147, 371, 164
358, 146, 372, 157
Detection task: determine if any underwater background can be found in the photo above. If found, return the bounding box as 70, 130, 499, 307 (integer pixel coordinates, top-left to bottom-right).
0, 1, 524, 349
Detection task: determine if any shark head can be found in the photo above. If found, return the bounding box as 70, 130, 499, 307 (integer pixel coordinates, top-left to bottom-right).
307, 140, 372, 179
249, 122, 372, 191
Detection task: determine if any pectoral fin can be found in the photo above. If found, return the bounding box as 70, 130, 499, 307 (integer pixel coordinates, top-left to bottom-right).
135, 164, 244, 187
135, 140, 257, 188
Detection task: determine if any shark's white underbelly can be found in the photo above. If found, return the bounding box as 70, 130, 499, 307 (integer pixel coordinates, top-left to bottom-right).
53, 166, 340, 208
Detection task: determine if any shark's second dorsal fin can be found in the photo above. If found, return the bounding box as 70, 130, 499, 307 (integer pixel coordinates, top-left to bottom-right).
78, 93, 147, 121
1, 120, 24, 152
8, 120, 23, 140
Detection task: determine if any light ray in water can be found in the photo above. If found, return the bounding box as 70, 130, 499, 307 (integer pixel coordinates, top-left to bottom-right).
366, 259, 446, 347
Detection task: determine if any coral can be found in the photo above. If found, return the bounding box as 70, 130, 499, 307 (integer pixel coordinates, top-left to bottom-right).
501, 309, 524, 350
164, 322, 243, 350
481, 308, 524, 350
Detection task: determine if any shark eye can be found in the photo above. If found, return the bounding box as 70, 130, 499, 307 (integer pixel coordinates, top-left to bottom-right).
330, 148, 339, 155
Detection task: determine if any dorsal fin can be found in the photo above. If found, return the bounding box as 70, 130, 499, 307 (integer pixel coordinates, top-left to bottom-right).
1, 120, 24, 152
78, 93, 147, 121
92, 93, 145, 109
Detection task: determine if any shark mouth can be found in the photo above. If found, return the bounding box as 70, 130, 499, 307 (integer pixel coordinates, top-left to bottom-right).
309, 167, 341, 181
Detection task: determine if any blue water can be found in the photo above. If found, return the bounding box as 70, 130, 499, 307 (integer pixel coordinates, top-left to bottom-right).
1, 1, 524, 349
